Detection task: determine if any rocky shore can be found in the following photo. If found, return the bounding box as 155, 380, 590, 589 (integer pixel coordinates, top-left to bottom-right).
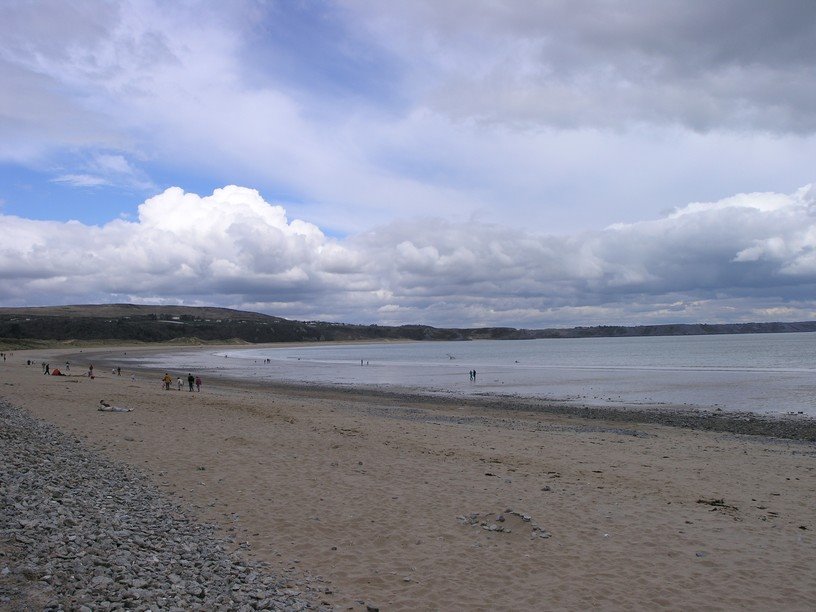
0, 401, 330, 611
239, 380, 816, 441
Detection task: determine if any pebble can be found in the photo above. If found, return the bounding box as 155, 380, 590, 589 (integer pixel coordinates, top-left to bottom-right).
0, 401, 330, 611
357, 393, 816, 441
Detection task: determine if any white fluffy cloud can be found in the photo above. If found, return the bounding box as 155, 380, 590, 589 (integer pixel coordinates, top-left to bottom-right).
2, 184, 815, 327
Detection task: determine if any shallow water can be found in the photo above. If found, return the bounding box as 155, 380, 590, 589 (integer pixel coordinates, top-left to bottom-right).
124, 332, 816, 416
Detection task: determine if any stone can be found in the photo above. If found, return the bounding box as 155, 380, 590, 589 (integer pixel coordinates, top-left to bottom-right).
0, 401, 330, 612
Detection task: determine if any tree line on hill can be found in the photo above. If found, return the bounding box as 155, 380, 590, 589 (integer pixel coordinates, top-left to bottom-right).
1, 304, 815, 345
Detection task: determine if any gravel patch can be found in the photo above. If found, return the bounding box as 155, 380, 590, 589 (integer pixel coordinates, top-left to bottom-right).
0, 400, 331, 611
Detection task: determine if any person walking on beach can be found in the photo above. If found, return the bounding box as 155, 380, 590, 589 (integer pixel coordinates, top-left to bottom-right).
195, 375, 202, 392
177, 377, 183, 391
187, 373, 195, 392
162, 373, 172, 390
88, 364, 94, 379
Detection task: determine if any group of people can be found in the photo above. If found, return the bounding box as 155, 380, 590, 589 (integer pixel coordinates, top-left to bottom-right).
22, 357, 204, 391
469, 369, 477, 381
162, 372, 202, 392
34, 361, 67, 375
24, 360, 99, 378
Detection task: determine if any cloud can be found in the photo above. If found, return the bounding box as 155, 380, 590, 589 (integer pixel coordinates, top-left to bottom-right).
2, 3, 810, 328
51, 154, 156, 191
52, 174, 111, 188
0, 1, 127, 162
2, 1, 815, 239
347, 0, 816, 133
2, 184, 816, 327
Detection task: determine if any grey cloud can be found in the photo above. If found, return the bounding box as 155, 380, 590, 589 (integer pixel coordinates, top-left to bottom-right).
0, 59, 120, 163
0, 1, 166, 174
0, 0, 177, 89
0, 0, 120, 61
350, 0, 816, 133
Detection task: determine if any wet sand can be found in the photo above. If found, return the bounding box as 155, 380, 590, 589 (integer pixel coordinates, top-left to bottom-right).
2, 346, 815, 610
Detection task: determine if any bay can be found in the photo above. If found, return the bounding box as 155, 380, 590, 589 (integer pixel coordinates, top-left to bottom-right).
127, 332, 816, 416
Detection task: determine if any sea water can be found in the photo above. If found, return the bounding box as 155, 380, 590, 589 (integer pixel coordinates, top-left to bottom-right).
125, 332, 816, 416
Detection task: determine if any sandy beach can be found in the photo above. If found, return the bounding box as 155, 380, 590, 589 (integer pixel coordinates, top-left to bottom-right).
2, 346, 815, 610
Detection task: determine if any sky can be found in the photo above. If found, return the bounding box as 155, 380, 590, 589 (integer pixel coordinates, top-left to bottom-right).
2, 0, 816, 329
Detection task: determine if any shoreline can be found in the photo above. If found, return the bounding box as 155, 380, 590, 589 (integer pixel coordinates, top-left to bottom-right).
4, 346, 816, 609
53, 344, 816, 441
201, 379, 816, 441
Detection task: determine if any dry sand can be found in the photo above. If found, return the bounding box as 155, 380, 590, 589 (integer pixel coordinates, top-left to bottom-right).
2, 346, 815, 610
